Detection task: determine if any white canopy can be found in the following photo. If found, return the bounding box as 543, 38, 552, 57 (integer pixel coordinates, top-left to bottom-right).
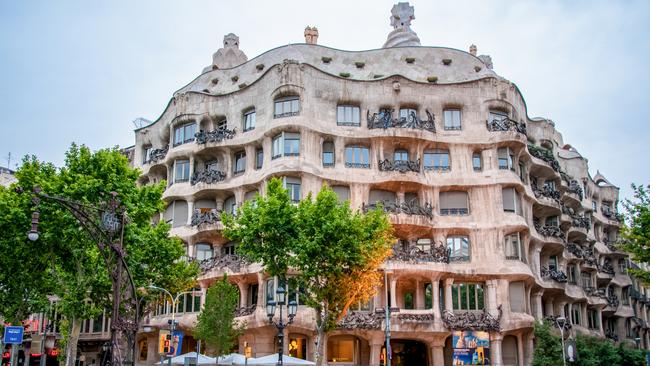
245, 354, 314, 366
216, 353, 250, 365
155, 352, 217, 365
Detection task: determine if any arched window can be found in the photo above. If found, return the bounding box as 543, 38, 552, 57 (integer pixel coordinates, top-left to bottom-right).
243, 109, 256, 131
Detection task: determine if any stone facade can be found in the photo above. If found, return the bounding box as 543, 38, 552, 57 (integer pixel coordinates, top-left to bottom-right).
131, 4, 649, 366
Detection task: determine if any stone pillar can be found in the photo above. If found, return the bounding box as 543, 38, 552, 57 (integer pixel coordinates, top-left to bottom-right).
432, 279, 441, 319
516, 334, 524, 366
598, 308, 604, 335
369, 342, 382, 366
533, 245, 542, 277
199, 283, 208, 308
166, 162, 173, 185
532, 291, 544, 322
490, 334, 503, 366
415, 279, 424, 309
524, 332, 534, 366
486, 279, 498, 315
444, 278, 454, 311
239, 282, 249, 308
189, 155, 195, 176
430, 338, 445, 366
257, 272, 266, 306
544, 298, 554, 317
186, 200, 194, 226
390, 276, 397, 308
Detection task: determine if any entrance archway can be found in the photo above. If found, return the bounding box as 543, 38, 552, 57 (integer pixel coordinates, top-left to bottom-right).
390, 339, 428, 366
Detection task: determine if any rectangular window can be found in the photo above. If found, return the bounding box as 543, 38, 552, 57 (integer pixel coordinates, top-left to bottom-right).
518, 162, 526, 183
284, 177, 301, 203
174, 160, 190, 183
497, 147, 515, 170
443, 109, 461, 130
423, 149, 450, 171
622, 287, 630, 305
509, 281, 526, 313
243, 110, 256, 131
546, 216, 559, 227
337, 105, 360, 126
345, 146, 370, 168
452, 283, 485, 311
399, 108, 417, 120
619, 259, 627, 273
403, 292, 414, 309
439, 191, 469, 215
234, 151, 246, 174
272, 132, 300, 158
587, 309, 598, 329
394, 149, 409, 162
274, 97, 300, 118
424, 283, 433, 309
544, 180, 556, 191
489, 110, 508, 123
195, 243, 213, 261
222, 242, 237, 256
447, 236, 470, 261
323, 141, 335, 167
256, 148, 263, 169
581, 272, 592, 288
548, 255, 558, 271
472, 152, 482, 171
173, 122, 196, 146
592, 200, 597, 211
143, 146, 153, 164
502, 188, 516, 213
505, 233, 524, 261
92, 313, 103, 333
567, 265, 577, 284
224, 196, 237, 215
416, 238, 431, 252
572, 305, 581, 325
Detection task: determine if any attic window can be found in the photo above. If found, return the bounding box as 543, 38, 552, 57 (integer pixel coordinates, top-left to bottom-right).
405, 57, 415, 64
322, 57, 332, 64
355, 62, 365, 68
442, 59, 452, 66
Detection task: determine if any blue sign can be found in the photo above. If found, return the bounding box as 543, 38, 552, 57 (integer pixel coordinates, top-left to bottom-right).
3, 326, 24, 344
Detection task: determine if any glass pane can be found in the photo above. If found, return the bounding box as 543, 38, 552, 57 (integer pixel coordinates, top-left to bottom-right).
345, 148, 353, 163
425, 284, 433, 309
291, 99, 299, 113
345, 107, 352, 122
469, 284, 476, 310
362, 148, 369, 164
452, 285, 459, 310
275, 102, 282, 116
477, 285, 484, 309
460, 284, 468, 310
353, 107, 359, 123
423, 153, 433, 167
337, 106, 344, 122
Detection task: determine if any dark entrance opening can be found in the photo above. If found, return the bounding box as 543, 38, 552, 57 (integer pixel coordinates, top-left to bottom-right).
390, 339, 428, 366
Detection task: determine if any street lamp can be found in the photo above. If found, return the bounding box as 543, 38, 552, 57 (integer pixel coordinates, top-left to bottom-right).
634, 336, 641, 349
266, 283, 298, 366
555, 316, 567, 366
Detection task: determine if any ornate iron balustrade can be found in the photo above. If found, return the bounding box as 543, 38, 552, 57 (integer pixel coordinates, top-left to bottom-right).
527, 144, 560, 172
567, 180, 584, 201
234, 305, 257, 317
632, 316, 645, 329
486, 117, 527, 136
191, 208, 223, 226
541, 266, 568, 283
390, 242, 449, 263
190, 169, 227, 185
605, 329, 619, 342
441, 306, 502, 332
567, 243, 584, 258
583, 247, 598, 267
337, 311, 382, 330
533, 185, 561, 202
606, 294, 619, 308
594, 288, 607, 299
378, 158, 421, 173
195, 127, 236, 144
398, 313, 435, 322
367, 109, 436, 132
362, 200, 434, 219
145, 146, 168, 164
545, 315, 572, 331
572, 215, 591, 231
440, 208, 469, 216
631, 289, 642, 301
345, 162, 371, 169
583, 286, 596, 296
600, 261, 615, 275
534, 220, 565, 239
603, 237, 621, 252
199, 254, 248, 273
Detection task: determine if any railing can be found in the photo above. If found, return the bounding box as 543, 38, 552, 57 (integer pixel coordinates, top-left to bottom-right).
367, 109, 436, 132
191, 208, 222, 226
198, 254, 248, 273
527, 144, 560, 172
541, 266, 568, 283
606, 294, 619, 308
566, 179, 584, 201
545, 315, 572, 331
378, 159, 420, 173
605, 329, 619, 341
195, 127, 236, 144
345, 162, 371, 169
390, 242, 449, 263
442, 306, 502, 332
234, 305, 257, 317
534, 220, 565, 239
362, 200, 434, 219
486, 117, 527, 136
337, 311, 382, 330
190, 169, 227, 185
600, 261, 615, 275
440, 208, 469, 216
424, 165, 451, 172
144, 146, 168, 164
533, 185, 561, 202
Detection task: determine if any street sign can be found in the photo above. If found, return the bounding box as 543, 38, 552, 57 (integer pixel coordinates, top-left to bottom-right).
3, 326, 24, 344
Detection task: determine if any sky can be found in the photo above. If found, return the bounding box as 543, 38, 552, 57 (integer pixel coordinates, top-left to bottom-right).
1, 0, 649, 201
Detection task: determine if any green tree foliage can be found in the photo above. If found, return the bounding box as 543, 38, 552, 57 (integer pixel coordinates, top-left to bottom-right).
0, 144, 198, 365
533, 321, 647, 366
194, 275, 244, 357
621, 183, 650, 284
222, 178, 393, 366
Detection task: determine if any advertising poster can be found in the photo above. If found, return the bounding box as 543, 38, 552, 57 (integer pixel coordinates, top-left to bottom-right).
172, 330, 184, 356
452, 331, 490, 365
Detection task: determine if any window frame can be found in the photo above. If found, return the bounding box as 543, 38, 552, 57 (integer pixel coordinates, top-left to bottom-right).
439, 191, 470, 215
505, 232, 525, 261
322, 141, 335, 167
173, 122, 197, 146
423, 149, 451, 171
443, 109, 462, 130
336, 105, 361, 126
274, 96, 300, 118
284, 177, 301, 203
233, 151, 246, 174
447, 236, 470, 262
195, 243, 214, 261
451, 282, 485, 311
243, 109, 256, 132
272, 132, 301, 159
472, 151, 482, 171
497, 147, 516, 171
174, 159, 190, 183
344, 146, 370, 168
255, 148, 264, 169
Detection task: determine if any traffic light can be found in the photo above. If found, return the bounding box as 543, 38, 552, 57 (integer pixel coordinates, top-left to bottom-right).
158, 330, 171, 354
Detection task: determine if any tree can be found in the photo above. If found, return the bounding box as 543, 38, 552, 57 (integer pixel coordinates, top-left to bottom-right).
531, 321, 563, 366
194, 275, 244, 357
222, 178, 394, 366
620, 183, 650, 284
0, 145, 198, 366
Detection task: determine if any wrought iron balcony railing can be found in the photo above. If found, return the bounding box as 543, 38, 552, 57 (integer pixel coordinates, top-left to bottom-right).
234, 305, 257, 317
390, 242, 449, 263
486, 117, 527, 136
344, 162, 371, 169
534, 221, 565, 239
533, 185, 561, 202
442, 306, 502, 332
195, 127, 236, 144
600, 261, 615, 275
337, 311, 382, 330
378, 158, 421, 173
191, 208, 223, 226
440, 208, 469, 216
541, 266, 568, 283
362, 200, 434, 219
144, 146, 168, 164
367, 109, 436, 132
566, 179, 585, 201
198, 254, 248, 273
606, 294, 619, 308
190, 169, 227, 185
545, 315, 572, 331
527, 144, 560, 172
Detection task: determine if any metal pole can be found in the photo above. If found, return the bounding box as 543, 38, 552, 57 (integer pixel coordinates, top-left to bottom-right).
559, 326, 566, 366
384, 271, 391, 366
277, 303, 283, 366
9, 344, 17, 366
41, 302, 52, 366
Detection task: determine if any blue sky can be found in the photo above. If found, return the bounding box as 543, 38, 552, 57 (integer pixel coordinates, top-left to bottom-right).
1, 0, 649, 201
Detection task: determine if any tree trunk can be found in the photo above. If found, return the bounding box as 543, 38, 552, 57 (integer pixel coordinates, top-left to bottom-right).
313, 304, 327, 366
65, 317, 81, 366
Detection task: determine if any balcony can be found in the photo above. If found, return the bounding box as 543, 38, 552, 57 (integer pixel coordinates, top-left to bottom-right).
190, 169, 227, 185
441, 306, 502, 332
191, 208, 222, 226
600, 261, 615, 275
198, 254, 248, 273
195, 127, 236, 144
234, 305, 257, 317
606, 294, 620, 308
534, 220, 565, 239
144, 146, 168, 164
337, 310, 382, 330
390, 242, 449, 263
485, 117, 527, 136
527, 144, 560, 172
362, 200, 434, 219
541, 266, 568, 283
367, 109, 436, 132
378, 158, 420, 173
545, 315, 572, 331
564, 177, 584, 201
533, 185, 561, 202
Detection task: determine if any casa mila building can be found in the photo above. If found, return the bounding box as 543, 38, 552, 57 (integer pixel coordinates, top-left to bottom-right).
130, 3, 650, 365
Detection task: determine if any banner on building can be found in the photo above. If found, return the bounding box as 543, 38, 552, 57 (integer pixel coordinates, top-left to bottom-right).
172, 330, 184, 356
452, 331, 490, 365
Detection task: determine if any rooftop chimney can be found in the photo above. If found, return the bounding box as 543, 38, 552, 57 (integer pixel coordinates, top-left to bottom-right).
304, 26, 319, 44
469, 44, 477, 56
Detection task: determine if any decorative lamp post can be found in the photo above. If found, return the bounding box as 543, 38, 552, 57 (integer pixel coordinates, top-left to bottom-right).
266, 283, 298, 366
555, 316, 567, 366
